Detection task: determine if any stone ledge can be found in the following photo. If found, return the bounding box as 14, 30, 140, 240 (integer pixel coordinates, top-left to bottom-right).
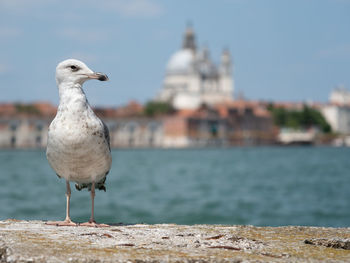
0, 220, 350, 262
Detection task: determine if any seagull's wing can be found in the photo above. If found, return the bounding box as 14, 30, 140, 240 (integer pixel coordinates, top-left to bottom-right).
75, 120, 111, 192
102, 120, 111, 151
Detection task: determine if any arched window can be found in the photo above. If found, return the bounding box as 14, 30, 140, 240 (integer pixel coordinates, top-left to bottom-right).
126, 122, 138, 147
10, 136, 16, 147
148, 122, 159, 146
36, 123, 43, 131
148, 122, 158, 133
127, 122, 137, 134
10, 123, 17, 131
36, 135, 42, 146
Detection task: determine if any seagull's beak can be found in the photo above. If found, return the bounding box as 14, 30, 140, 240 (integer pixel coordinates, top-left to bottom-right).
87, 72, 109, 81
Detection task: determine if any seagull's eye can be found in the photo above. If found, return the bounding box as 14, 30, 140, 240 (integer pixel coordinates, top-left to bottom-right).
70, 65, 79, 72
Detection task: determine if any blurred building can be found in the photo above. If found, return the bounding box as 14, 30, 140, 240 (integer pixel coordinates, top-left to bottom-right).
329, 85, 350, 106
0, 102, 55, 148
0, 100, 276, 149
95, 102, 164, 148
0, 27, 281, 148
106, 118, 164, 148
217, 101, 276, 146
322, 86, 350, 134
277, 128, 316, 145
161, 101, 275, 147
322, 106, 350, 134
0, 117, 50, 148
156, 26, 234, 110
162, 106, 228, 147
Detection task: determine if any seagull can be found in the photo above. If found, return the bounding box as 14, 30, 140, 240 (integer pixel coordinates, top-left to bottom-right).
46, 59, 112, 227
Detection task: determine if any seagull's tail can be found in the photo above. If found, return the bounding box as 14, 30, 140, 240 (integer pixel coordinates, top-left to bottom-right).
75, 176, 107, 192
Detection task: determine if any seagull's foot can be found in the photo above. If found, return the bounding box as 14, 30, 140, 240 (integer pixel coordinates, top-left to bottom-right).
46, 219, 77, 227
80, 220, 109, 228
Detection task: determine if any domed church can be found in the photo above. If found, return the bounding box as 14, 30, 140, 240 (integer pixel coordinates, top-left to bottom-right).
156, 26, 234, 110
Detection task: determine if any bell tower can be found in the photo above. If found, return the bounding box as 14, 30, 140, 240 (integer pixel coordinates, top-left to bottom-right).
219, 48, 234, 99
182, 24, 196, 51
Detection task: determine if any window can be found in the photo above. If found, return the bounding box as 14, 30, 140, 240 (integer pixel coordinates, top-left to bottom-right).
10, 136, 16, 147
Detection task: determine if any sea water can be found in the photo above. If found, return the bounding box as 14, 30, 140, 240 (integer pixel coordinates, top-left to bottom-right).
0, 147, 349, 227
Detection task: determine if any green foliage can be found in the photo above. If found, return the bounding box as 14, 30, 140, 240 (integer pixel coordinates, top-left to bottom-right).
144, 101, 174, 117
15, 104, 40, 115
268, 104, 331, 133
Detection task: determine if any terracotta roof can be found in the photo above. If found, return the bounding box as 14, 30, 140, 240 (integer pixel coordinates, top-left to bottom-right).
175, 109, 197, 117
272, 102, 304, 110
0, 103, 16, 116
215, 100, 271, 118
33, 102, 57, 117
114, 100, 144, 117
254, 107, 270, 118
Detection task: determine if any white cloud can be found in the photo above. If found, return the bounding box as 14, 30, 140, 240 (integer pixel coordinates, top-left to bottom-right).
0, 27, 21, 40
106, 0, 164, 17
58, 27, 111, 43
0, 63, 10, 74
0, 0, 164, 18
332, 0, 350, 4
317, 44, 350, 59
80, 0, 164, 17
67, 52, 97, 64
0, 0, 57, 11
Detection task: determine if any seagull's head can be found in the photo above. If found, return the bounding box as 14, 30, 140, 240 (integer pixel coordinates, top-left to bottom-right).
55, 59, 109, 86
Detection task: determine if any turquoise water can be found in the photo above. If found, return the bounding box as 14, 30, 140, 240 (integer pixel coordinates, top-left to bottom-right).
0, 147, 349, 227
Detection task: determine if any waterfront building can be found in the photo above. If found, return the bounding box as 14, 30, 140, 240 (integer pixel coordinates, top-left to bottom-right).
0, 25, 279, 148
156, 26, 234, 110
0, 102, 55, 148
329, 85, 350, 106
161, 101, 275, 147
106, 118, 164, 148
0, 100, 276, 148
321, 105, 350, 134
216, 100, 276, 145
90, 102, 164, 148
0, 117, 50, 148
162, 106, 228, 147
277, 128, 316, 145
321, 86, 350, 134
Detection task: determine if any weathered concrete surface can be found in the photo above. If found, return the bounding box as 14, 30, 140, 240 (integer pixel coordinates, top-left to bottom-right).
0, 220, 350, 262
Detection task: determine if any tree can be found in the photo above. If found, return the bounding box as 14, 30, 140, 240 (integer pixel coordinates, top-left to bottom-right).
15, 104, 40, 115
144, 101, 174, 117
267, 104, 332, 133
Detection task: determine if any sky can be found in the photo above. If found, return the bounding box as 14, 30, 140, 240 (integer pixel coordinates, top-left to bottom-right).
0, 0, 350, 107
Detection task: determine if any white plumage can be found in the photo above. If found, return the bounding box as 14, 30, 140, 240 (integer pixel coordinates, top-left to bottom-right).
46, 59, 111, 227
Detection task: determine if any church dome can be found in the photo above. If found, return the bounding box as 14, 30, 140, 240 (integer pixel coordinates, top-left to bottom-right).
166, 49, 194, 75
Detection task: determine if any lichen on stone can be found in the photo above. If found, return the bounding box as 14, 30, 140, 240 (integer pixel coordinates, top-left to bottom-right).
0, 220, 350, 262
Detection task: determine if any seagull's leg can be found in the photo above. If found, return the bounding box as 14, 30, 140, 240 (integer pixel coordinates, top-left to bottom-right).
46, 180, 77, 226
63, 180, 75, 224
89, 181, 96, 223
80, 182, 109, 227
